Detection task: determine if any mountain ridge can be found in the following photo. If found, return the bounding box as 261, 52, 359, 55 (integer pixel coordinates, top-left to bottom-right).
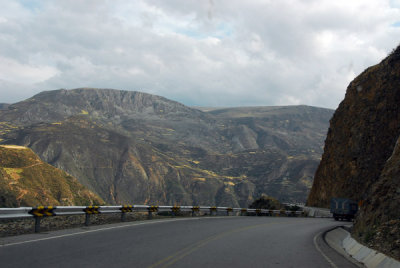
2, 88, 208, 126
0, 88, 333, 206
0, 103, 9, 110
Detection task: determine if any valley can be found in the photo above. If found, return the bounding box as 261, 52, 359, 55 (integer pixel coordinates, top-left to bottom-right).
0, 88, 333, 207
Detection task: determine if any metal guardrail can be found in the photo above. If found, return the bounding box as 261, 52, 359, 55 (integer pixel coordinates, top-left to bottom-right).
302, 206, 332, 218
0, 205, 305, 233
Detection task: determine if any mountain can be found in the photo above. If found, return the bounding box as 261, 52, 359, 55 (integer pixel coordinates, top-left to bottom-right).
0, 104, 9, 110
0, 88, 333, 206
0, 145, 103, 207
206, 105, 330, 153
307, 45, 400, 260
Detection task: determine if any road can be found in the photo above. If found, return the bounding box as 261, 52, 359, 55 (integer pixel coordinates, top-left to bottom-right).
0, 216, 358, 268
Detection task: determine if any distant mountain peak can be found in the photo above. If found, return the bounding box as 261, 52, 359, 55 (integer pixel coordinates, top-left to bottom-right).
2, 88, 204, 125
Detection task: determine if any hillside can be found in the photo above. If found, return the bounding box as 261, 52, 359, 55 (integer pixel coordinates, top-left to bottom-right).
0, 88, 333, 206
0, 145, 103, 207
0, 104, 9, 110
206, 105, 331, 153
307, 45, 400, 260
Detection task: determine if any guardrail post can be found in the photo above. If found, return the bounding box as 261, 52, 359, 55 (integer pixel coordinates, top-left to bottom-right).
191, 206, 199, 217
83, 206, 99, 226
280, 209, 285, 217
255, 209, 261, 216
29, 206, 56, 233
120, 205, 133, 222
226, 208, 233, 216
210, 207, 217, 216
241, 208, 247, 216
148, 206, 158, 220
85, 214, 91, 226
34, 216, 41, 233
121, 212, 127, 222
171, 206, 180, 218
171, 206, 175, 218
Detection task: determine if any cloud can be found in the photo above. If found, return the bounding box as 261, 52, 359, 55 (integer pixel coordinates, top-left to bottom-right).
0, 0, 399, 108
0, 56, 59, 83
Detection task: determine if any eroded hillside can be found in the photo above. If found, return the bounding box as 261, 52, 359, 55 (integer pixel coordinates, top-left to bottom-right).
0, 145, 103, 207
0, 88, 333, 206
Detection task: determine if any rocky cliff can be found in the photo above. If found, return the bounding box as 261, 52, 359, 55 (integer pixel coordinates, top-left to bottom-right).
308, 45, 400, 207
307, 44, 400, 260
0, 88, 333, 206
0, 145, 103, 207
353, 135, 400, 259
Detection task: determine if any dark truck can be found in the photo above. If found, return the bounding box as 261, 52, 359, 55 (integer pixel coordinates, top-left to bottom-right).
330, 198, 358, 221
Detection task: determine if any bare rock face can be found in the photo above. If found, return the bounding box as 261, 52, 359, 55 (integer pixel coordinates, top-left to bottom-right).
307, 45, 400, 207
307, 44, 400, 260
352, 136, 400, 260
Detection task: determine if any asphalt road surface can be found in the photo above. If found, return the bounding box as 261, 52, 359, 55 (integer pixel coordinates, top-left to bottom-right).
0, 216, 359, 268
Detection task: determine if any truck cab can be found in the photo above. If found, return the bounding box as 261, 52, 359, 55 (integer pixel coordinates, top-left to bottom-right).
330, 198, 358, 221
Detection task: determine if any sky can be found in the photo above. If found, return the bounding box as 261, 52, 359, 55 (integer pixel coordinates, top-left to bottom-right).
0, 0, 399, 109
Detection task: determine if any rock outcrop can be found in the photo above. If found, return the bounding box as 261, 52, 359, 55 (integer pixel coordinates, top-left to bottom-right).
308, 45, 400, 207
307, 44, 400, 260
353, 135, 400, 259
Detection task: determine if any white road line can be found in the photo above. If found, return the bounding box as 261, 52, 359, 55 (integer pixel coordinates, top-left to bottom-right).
0, 217, 208, 247
313, 231, 338, 268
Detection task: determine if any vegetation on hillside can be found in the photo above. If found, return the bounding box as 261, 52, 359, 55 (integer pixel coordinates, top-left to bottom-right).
0, 145, 104, 207
249, 195, 282, 210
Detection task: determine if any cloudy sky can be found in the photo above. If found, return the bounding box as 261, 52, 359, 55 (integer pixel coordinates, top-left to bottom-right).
0, 0, 399, 109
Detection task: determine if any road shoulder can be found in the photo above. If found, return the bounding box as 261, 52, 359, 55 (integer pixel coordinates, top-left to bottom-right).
314, 227, 361, 268
325, 227, 400, 268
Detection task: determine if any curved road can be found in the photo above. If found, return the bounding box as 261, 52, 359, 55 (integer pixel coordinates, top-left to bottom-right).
0, 217, 358, 267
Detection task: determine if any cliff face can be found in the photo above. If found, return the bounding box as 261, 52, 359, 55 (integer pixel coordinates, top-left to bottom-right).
307, 45, 400, 260
0, 145, 103, 207
308, 45, 400, 207
352, 136, 400, 259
